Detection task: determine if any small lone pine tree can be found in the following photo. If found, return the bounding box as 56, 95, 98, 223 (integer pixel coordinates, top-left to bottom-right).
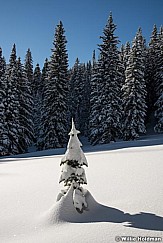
57, 119, 88, 213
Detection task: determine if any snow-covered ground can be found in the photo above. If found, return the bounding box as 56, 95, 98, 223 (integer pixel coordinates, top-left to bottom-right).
0, 135, 163, 243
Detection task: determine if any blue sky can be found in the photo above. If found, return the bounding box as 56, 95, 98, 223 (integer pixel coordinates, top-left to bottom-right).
0, 0, 162, 68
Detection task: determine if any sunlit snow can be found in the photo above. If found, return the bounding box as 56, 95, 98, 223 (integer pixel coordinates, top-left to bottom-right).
0, 134, 163, 243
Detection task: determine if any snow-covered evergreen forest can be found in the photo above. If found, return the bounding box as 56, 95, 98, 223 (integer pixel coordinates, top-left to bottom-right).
0, 14, 163, 156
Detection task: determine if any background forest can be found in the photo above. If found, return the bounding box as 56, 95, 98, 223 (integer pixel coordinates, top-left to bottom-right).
0, 14, 163, 156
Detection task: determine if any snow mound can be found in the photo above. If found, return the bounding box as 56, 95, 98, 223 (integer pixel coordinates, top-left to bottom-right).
42, 187, 94, 224
43, 187, 129, 224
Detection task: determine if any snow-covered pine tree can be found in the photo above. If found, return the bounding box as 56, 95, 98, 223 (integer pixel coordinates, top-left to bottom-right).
58, 119, 88, 213
33, 63, 42, 96
117, 48, 125, 112
37, 58, 49, 150
92, 50, 96, 68
0, 47, 7, 155
158, 26, 163, 41
16, 57, 34, 152
89, 52, 103, 145
33, 63, 42, 143
77, 63, 87, 134
80, 61, 91, 136
119, 44, 126, 84
24, 48, 33, 87
24, 48, 34, 138
120, 44, 125, 63
120, 42, 131, 77
90, 13, 123, 144
154, 26, 163, 132
3, 44, 21, 154
42, 21, 69, 149
122, 28, 147, 140
24, 50, 34, 97
145, 25, 160, 120
70, 60, 91, 135
154, 93, 163, 133
0, 47, 6, 77
124, 42, 131, 69
41, 58, 49, 100
69, 58, 83, 129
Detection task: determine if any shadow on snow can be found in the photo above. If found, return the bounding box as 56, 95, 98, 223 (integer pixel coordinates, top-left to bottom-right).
78, 204, 163, 231
48, 189, 163, 232
1, 133, 163, 163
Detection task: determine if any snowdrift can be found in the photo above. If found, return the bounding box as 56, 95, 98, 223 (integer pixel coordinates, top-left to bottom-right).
43, 185, 163, 231
0, 139, 163, 242
44, 186, 129, 224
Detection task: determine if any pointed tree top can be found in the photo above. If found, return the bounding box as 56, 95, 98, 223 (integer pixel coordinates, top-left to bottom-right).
9, 43, 17, 66
137, 27, 142, 35
17, 56, 21, 62
35, 63, 40, 68
159, 25, 163, 36
109, 11, 112, 18
59, 20, 63, 26
151, 24, 158, 38
92, 50, 96, 66
108, 11, 113, 25
125, 41, 130, 48
11, 44, 16, 55
69, 118, 80, 136
0, 47, 2, 57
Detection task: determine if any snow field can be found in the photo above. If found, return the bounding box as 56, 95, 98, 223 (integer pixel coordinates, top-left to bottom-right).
0, 144, 163, 242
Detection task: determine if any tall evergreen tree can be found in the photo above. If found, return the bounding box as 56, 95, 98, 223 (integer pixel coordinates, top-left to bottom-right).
69, 59, 91, 135
0, 47, 7, 155
89, 52, 103, 144
33, 63, 42, 142
154, 26, 163, 132
92, 50, 96, 68
16, 57, 34, 152
154, 26, 163, 99
42, 21, 69, 149
3, 44, 21, 154
120, 44, 125, 63
24, 48, 34, 140
0, 47, 6, 77
124, 42, 131, 69
69, 58, 81, 127
81, 61, 91, 136
145, 25, 160, 119
120, 42, 131, 77
40, 58, 49, 100
154, 93, 163, 133
33, 64, 41, 96
122, 28, 147, 140
24, 48, 33, 88
76, 62, 86, 133
37, 58, 49, 150
90, 13, 123, 144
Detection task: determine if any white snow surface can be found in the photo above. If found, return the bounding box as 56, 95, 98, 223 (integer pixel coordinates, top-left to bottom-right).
0, 136, 163, 243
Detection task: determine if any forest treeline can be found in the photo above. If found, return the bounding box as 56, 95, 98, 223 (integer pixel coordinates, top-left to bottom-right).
0, 14, 163, 156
